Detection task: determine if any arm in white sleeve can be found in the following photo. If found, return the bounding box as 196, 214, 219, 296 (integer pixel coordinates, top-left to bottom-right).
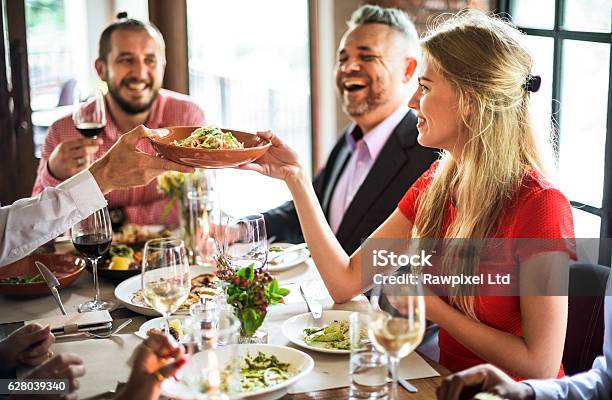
524, 274, 612, 400
0, 170, 107, 267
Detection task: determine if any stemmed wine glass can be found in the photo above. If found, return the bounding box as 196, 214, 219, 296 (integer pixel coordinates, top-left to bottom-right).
73, 85, 106, 138
368, 270, 426, 400
71, 207, 114, 312
142, 238, 191, 335
222, 214, 268, 270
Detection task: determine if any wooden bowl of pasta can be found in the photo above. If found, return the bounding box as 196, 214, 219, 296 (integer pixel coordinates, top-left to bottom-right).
148, 126, 272, 168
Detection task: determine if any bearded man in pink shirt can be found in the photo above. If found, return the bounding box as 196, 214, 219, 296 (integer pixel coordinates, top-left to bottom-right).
32, 17, 205, 226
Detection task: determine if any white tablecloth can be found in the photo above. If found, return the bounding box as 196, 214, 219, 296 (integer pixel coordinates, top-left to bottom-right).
10, 259, 439, 399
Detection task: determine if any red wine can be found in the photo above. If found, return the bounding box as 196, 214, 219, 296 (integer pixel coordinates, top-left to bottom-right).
73, 234, 111, 258
76, 122, 105, 138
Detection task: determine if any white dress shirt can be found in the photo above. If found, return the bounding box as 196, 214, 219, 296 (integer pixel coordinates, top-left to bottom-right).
525, 273, 612, 399
0, 170, 107, 267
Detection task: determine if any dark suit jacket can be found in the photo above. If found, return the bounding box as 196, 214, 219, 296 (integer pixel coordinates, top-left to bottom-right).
263, 110, 439, 254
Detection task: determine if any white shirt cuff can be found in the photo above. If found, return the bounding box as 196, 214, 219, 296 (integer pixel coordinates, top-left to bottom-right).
57, 170, 107, 218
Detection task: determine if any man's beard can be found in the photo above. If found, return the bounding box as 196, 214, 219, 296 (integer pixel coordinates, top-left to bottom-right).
338, 74, 387, 117
107, 79, 160, 115
342, 87, 386, 117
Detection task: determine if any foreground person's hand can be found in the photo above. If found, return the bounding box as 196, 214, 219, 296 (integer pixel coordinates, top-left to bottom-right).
13, 353, 85, 400
239, 131, 302, 181
0, 324, 55, 371
437, 364, 535, 400
115, 333, 186, 400
89, 125, 195, 194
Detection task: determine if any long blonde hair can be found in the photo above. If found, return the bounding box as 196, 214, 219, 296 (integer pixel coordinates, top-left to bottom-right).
411, 10, 547, 318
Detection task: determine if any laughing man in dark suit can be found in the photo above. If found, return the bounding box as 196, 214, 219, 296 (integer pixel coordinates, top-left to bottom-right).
263, 5, 438, 254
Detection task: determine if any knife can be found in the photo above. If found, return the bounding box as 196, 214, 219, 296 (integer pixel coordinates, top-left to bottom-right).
35, 261, 67, 315
299, 282, 322, 319
397, 376, 418, 393
268, 243, 308, 263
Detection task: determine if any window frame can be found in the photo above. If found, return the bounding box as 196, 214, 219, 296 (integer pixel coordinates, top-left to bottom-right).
500, 0, 612, 265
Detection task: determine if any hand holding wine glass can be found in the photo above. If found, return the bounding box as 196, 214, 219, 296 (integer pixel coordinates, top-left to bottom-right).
142, 238, 191, 335
71, 207, 114, 312
223, 214, 268, 270
368, 271, 426, 400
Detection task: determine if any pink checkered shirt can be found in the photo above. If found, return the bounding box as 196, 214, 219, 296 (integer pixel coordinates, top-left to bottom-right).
32, 89, 205, 226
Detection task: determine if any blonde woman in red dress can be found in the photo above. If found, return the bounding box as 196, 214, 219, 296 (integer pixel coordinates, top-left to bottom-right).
242, 10, 574, 380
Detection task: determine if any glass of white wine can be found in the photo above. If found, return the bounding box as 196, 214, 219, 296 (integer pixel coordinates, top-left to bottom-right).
142, 238, 191, 335
368, 271, 425, 399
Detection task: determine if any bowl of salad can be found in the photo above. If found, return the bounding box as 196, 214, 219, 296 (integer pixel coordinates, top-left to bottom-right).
0, 254, 86, 297
149, 125, 272, 168
161, 344, 314, 399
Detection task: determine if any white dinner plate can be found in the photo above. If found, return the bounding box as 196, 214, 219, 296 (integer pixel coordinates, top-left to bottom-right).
281, 310, 354, 354
267, 243, 310, 272
114, 264, 215, 317
135, 315, 191, 341
161, 344, 314, 400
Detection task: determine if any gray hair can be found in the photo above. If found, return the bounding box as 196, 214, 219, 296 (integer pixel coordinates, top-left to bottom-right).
347, 5, 419, 56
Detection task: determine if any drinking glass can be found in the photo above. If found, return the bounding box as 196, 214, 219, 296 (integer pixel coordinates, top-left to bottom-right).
187, 190, 221, 266
349, 312, 389, 399
73, 85, 106, 138
71, 207, 113, 312
142, 238, 191, 335
184, 310, 240, 399
368, 271, 426, 400
223, 214, 267, 270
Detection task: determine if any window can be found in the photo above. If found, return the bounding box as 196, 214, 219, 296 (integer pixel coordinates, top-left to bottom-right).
186, 0, 311, 218
25, 0, 148, 157
502, 0, 612, 263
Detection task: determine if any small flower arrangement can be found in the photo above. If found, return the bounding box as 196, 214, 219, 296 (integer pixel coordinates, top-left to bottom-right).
157, 171, 188, 219
216, 256, 289, 336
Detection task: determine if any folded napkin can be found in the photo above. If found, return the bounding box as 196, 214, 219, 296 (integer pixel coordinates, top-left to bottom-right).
26, 310, 112, 336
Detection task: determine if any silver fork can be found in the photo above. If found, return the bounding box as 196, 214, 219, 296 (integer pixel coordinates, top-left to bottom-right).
85, 319, 133, 339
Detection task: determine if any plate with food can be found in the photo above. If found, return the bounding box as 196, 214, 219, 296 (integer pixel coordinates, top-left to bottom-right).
266, 243, 310, 272
114, 265, 219, 316
148, 125, 271, 168
281, 310, 353, 354
136, 316, 190, 342
161, 344, 314, 400
0, 254, 86, 297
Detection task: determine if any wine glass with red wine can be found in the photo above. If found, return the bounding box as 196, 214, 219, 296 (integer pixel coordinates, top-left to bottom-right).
73, 85, 106, 138
71, 207, 114, 312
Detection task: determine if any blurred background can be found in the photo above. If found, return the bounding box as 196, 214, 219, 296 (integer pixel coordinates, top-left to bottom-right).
0, 0, 610, 258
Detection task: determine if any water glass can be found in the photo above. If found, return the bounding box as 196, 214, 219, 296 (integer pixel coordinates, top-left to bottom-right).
184, 311, 241, 398
223, 214, 267, 270
187, 190, 221, 266
349, 312, 389, 399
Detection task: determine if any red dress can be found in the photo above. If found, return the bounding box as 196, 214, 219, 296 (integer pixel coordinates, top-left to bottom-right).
398, 161, 575, 379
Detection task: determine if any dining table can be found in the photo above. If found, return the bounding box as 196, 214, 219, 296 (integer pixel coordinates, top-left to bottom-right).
0, 245, 447, 400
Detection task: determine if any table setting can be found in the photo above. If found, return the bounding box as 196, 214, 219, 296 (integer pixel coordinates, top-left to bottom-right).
0, 126, 444, 399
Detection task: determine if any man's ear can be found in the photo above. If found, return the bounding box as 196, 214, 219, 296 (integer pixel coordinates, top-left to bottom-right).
403, 58, 418, 83
94, 58, 106, 81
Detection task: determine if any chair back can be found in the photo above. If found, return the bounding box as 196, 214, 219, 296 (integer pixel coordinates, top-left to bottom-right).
562, 262, 609, 374
57, 79, 77, 106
